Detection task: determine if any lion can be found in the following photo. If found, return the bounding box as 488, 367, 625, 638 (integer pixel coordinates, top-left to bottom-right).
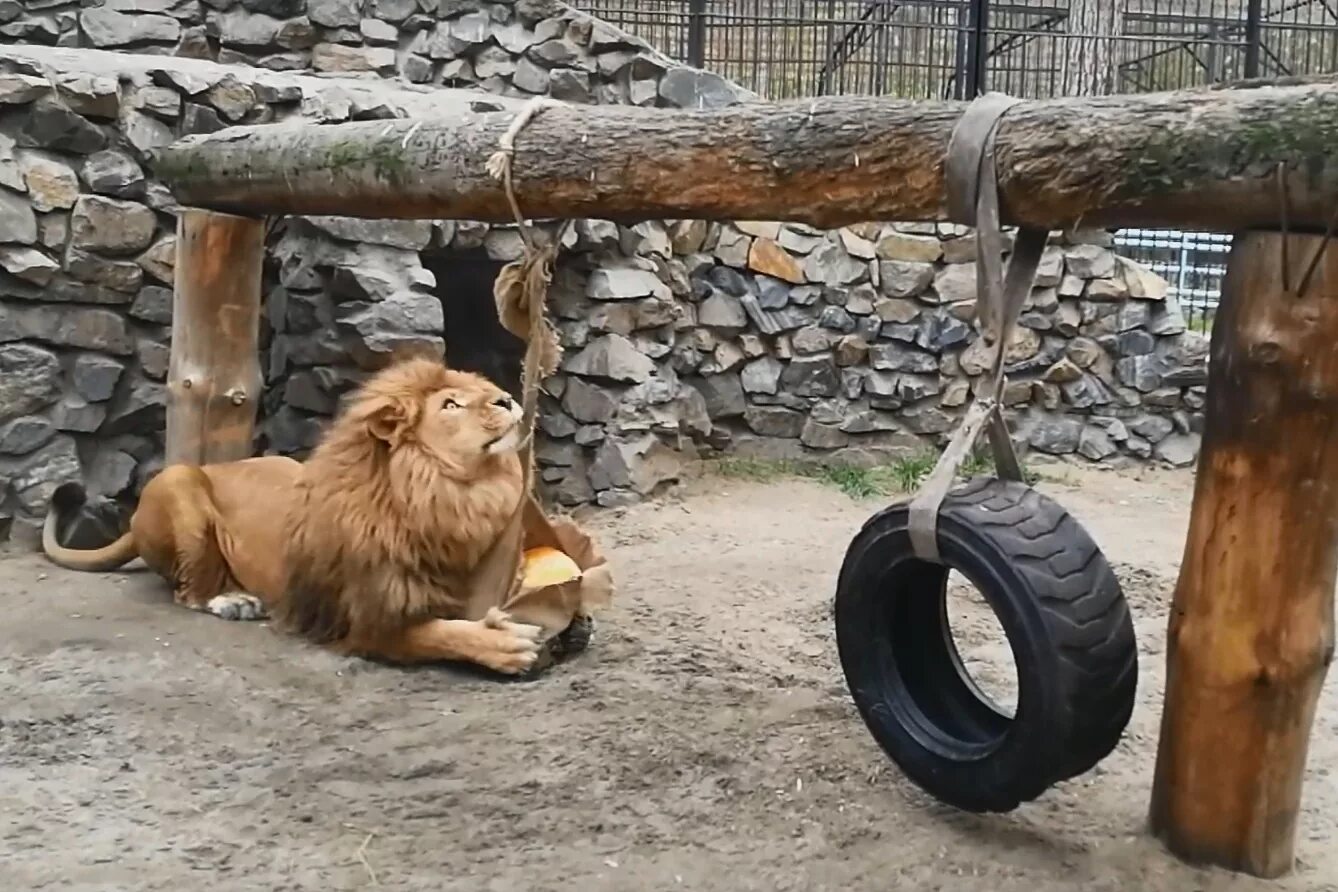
41, 357, 552, 675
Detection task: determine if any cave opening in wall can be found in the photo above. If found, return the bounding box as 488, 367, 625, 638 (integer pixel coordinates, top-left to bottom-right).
420, 247, 525, 399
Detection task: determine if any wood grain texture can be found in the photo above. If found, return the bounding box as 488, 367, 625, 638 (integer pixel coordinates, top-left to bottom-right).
167, 209, 265, 466
1149, 230, 1338, 877
150, 77, 1338, 231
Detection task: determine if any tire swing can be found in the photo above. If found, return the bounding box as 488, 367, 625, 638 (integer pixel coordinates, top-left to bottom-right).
833, 94, 1139, 813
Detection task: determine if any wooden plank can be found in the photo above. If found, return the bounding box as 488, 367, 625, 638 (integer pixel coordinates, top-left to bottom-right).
166, 209, 266, 466
1148, 229, 1338, 877
149, 76, 1338, 231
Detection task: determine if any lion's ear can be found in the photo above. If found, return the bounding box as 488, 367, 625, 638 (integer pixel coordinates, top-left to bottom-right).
364, 399, 409, 445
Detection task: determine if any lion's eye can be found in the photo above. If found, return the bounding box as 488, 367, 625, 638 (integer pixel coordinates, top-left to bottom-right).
442, 399, 461, 411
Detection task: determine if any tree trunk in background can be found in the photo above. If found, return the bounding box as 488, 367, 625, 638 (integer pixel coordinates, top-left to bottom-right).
1061, 0, 1124, 96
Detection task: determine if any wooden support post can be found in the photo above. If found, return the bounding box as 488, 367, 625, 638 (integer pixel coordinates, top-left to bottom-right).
1149, 230, 1338, 877
166, 208, 266, 466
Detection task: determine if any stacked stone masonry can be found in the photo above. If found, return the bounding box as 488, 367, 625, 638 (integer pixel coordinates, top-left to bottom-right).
0, 1, 1207, 540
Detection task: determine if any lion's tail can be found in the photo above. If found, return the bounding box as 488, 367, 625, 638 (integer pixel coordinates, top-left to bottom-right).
41, 484, 139, 572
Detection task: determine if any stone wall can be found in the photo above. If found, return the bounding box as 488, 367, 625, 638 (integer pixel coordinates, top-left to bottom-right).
0, 16, 1209, 540
1, 0, 751, 109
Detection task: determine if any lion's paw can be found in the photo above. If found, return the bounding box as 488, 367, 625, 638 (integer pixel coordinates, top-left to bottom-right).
205, 593, 270, 622
475, 609, 543, 675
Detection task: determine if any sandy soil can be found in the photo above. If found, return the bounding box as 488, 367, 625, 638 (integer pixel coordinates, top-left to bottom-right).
3, 463, 1337, 892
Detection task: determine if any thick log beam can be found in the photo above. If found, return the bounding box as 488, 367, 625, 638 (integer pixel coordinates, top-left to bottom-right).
1148, 230, 1338, 877
166, 209, 265, 466
150, 77, 1338, 231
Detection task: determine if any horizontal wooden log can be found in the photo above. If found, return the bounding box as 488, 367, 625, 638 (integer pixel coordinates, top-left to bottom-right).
150, 77, 1338, 232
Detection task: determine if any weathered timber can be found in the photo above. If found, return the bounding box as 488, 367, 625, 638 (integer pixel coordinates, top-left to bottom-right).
167, 209, 265, 466
1148, 230, 1338, 877
150, 77, 1338, 231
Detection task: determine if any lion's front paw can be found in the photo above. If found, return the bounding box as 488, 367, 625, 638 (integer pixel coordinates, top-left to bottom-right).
205, 593, 270, 621
474, 608, 543, 674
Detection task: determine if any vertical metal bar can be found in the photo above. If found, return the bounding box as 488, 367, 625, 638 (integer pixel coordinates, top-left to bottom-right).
1244, 0, 1263, 78
687, 0, 707, 68
964, 0, 989, 97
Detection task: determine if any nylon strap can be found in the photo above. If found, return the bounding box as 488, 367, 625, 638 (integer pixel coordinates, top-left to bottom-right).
908, 92, 1050, 562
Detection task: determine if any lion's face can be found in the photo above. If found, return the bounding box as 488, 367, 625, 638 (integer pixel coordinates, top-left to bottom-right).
343, 358, 525, 473
416, 376, 523, 461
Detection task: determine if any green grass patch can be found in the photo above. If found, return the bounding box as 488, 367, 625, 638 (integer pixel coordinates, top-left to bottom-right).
710, 450, 1039, 501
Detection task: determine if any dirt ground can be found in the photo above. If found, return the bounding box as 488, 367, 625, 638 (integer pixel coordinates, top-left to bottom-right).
3, 463, 1337, 892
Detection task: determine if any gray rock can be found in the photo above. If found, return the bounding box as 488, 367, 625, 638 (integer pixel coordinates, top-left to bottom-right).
819, 305, 856, 333
1130, 414, 1174, 443
180, 103, 225, 135
1027, 418, 1083, 455
401, 54, 434, 84
307, 216, 432, 251
586, 267, 668, 301
138, 339, 169, 381
932, 263, 977, 303
1116, 330, 1156, 356
513, 57, 552, 94
64, 247, 143, 292
561, 376, 619, 424
104, 381, 167, 435
0, 190, 37, 244
1065, 244, 1117, 279
0, 73, 49, 105
1078, 426, 1117, 461
88, 447, 137, 497
740, 356, 782, 394
564, 334, 656, 384
549, 68, 592, 103
0, 415, 55, 455
205, 76, 256, 122
1116, 355, 1163, 392
658, 68, 741, 109
1125, 434, 1152, 458
791, 325, 838, 354
129, 285, 173, 324
590, 435, 683, 495
73, 353, 126, 402
18, 100, 107, 154
869, 343, 938, 374
780, 357, 839, 397
1155, 433, 1200, 468
744, 406, 805, 438
19, 153, 78, 212
308, 0, 360, 26
1061, 374, 1113, 409
804, 240, 867, 287
82, 8, 180, 46
688, 373, 746, 418
900, 405, 955, 435
122, 111, 174, 157
265, 406, 323, 454
1147, 301, 1188, 336
70, 196, 157, 256
0, 343, 61, 418
878, 260, 935, 298
800, 419, 849, 449
80, 150, 145, 198
698, 291, 748, 331
52, 395, 107, 433
5, 435, 81, 514
0, 245, 57, 283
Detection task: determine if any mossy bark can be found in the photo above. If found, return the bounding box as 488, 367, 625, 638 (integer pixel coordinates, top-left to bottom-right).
151, 77, 1338, 231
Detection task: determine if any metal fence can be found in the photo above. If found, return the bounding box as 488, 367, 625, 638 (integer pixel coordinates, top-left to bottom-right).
573, 1, 1338, 332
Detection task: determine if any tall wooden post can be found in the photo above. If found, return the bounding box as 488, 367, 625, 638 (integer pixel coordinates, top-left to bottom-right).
1149, 230, 1338, 877
167, 208, 266, 466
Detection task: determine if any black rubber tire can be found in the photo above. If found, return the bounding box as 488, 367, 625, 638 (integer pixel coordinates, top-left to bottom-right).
834, 477, 1138, 813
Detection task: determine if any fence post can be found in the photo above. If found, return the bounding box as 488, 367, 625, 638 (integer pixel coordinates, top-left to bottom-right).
964, 0, 989, 97
687, 0, 707, 68
1244, 0, 1263, 78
